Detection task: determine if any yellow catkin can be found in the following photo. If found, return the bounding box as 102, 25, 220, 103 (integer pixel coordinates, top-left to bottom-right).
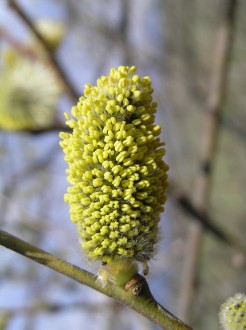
0, 51, 60, 130
60, 66, 169, 266
219, 293, 246, 330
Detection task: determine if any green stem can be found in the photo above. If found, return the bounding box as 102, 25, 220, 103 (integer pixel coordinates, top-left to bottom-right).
0, 230, 192, 330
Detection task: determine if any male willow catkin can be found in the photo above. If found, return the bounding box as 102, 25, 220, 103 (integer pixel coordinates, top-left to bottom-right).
60, 66, 168, 278
0, 50, 60, 130
219, 293, 246, 330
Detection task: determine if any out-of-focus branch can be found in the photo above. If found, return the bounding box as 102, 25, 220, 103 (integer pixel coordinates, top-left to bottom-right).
118, 0, 132, 66
178, 0, 238, 322
0, 301, 115, 315
0, 27, 37, 59
0, 123, 70, 134
0, 230, 193, 330
8, 0, 79, 101
23, 122, 71, 134
169, 182, 246, 253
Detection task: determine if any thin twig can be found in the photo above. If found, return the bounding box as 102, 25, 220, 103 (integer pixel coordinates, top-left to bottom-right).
8, 0, 79, 101
178, 0, 238, 322
169, 182, 246, 253
0, 301, 115, 315
0, 229, 193, 330
0, 26, 37, 59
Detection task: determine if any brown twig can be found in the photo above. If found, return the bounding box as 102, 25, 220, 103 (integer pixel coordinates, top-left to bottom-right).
8, 0, 79, 101
0, 301, 116, 315
0, 27, 37, 59
169, 182, 246, 253
178, 0, 238, 322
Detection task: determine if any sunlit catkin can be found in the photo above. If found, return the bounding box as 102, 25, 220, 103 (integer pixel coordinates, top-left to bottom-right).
60, 66, 169, 273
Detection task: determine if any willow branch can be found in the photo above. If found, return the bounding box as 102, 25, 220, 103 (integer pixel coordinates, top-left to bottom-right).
8, 0, 79, 101
178, 0, 238, 321
0, 26, 38, 59
169, 182, 246, 253
0, 301, 115, 315
0, 230, 193, 330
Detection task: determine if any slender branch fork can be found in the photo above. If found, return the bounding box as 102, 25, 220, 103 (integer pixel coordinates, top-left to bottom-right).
0, 230, 193, 330
8, 0, 79, 101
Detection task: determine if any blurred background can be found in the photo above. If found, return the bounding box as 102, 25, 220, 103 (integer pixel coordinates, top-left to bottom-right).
0, 0, 246, 329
